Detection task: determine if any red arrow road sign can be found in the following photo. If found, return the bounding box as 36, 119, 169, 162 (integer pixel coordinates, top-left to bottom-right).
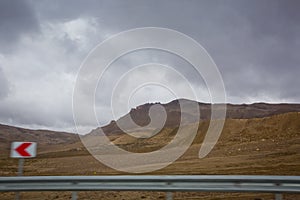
11, 142, 37, 158
15, 142, 32, 157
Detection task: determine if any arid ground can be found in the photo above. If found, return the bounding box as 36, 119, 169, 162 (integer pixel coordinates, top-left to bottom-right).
1, 109, 300, 199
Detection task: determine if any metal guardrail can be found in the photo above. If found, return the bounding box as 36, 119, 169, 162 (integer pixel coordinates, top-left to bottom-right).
0, 175, 299, 199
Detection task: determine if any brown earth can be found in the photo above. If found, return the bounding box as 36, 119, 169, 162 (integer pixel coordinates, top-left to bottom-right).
99, 99, 300, 136
0, 110, 299, 199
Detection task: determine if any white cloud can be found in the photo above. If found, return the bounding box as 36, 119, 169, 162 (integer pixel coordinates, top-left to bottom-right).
0, 17, 106, 132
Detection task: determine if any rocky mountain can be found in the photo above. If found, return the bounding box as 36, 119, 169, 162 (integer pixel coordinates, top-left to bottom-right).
2, 99, 300, 150
97, 99, 300, 136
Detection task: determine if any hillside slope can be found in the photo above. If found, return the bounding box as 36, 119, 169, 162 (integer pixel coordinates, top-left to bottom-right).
0, 112, 299, 199
96, 99, 300, 136
0, 124, 79, 155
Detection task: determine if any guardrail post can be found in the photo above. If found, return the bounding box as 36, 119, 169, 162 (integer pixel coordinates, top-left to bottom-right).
275, 193, 282, 200
15, 192, 20, 200
166, 180, 173, 200
166, 192, 173, 200
72, 191, 77, 200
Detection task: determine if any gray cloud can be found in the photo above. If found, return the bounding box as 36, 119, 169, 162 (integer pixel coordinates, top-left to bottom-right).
0, 66, 9, 99
0, 0, 299, 132
0, 0, 40, 53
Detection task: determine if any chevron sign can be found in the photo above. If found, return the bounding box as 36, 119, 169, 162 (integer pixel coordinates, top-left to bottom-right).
11, 142, 37, 158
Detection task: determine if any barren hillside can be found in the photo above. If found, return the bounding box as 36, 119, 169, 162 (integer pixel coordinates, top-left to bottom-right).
0, 101, 299, 199
98, 99, 300, 136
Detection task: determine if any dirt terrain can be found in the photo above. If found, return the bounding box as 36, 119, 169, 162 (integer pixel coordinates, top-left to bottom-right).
0, 101, 299, 199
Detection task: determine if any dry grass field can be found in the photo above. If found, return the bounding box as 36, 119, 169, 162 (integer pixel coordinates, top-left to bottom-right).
0, 112, 299, 199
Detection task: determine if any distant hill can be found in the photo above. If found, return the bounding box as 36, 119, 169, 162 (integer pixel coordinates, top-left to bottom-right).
108, 111, 300, 154
0, 100, 299, 180
0, 124, 79, 154
1, 99, 300, 152
79, 111, 300, 176
96, 99, 300, 136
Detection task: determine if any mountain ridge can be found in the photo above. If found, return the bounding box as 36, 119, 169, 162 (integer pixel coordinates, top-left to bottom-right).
98, 99, 300, 136
1, 99, 300, 148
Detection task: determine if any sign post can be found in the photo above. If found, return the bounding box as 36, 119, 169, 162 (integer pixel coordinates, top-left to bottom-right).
11, 142, 37, 200
18, 158, 24, 176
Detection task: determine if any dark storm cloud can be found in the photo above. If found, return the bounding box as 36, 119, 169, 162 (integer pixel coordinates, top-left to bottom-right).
0, 0, 299, 132
209, 0, 300, 102
0, 0, 40, 53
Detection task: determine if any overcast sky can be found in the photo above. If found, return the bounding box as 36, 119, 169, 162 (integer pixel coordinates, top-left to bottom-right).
0, 0, 299, 133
